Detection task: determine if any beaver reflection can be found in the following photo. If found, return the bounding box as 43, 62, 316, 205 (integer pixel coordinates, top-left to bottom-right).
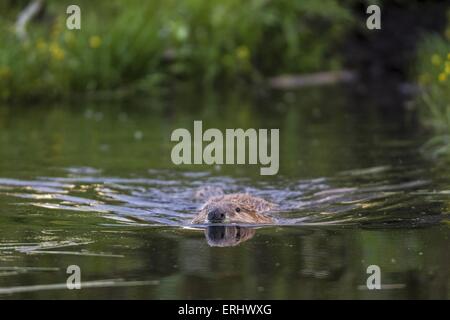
205, 226, 256, 247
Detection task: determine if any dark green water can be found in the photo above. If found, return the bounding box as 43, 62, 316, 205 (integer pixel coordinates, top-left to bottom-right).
0, 87, 449, 299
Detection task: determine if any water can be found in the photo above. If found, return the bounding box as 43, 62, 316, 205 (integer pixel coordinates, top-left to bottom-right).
0, 87, 449, 299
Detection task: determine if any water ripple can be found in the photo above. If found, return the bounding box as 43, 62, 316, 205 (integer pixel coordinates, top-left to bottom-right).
0, 166, 446, 228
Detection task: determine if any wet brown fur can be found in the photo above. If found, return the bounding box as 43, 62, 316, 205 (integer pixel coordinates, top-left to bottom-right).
191, 193, 276, 224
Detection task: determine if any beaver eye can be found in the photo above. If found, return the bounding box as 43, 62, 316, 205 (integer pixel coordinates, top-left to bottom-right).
235, 207, 241, 213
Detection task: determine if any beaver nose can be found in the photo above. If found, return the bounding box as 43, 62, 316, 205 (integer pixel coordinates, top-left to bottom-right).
208, 209, 225, 222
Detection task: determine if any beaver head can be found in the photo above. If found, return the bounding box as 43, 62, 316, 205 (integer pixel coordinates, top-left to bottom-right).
203, 200, 251, 223
192, 195, 274, 224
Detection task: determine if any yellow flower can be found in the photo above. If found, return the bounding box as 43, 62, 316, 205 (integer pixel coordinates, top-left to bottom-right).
431, 54, 441, 66
89, 36, 102, 49
236, 45, 250, 61
0, 66, 11, 79
445, 62, 450, 74
438, 72, 447, 82
49, 43, 65, 61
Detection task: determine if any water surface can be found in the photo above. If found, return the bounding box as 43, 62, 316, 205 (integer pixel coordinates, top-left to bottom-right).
0, 87, 449, 299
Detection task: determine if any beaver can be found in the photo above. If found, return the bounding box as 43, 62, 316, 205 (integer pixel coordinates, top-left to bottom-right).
191, 191, 276, 224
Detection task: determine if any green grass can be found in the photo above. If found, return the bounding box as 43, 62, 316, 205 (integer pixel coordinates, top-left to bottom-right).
415, 14, 450, 158
0, 0, 355, 102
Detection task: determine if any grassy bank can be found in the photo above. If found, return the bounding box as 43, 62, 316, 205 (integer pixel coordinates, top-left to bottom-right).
416, 13, 450, 158
0, 0, 354, 102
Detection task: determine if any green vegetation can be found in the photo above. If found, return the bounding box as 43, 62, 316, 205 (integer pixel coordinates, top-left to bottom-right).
0, 0, 354, 102
416, 12, 450, 158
